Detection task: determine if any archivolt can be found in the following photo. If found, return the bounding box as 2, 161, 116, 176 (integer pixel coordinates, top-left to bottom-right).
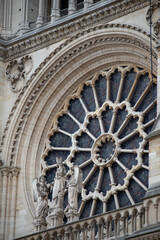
1, 24, 157, 217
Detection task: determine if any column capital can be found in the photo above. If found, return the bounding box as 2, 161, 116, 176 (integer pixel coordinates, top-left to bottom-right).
0, 166, 10, 177
11, 167, 21, 177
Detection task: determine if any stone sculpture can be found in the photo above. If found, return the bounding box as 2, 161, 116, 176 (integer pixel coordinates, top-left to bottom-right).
65, 165, 83, 222
51, 157, 66, 211
32, 175, 49, 231
47, 157, 66, 227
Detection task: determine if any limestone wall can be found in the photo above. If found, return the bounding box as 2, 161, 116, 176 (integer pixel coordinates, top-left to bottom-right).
0, 1, 160, 240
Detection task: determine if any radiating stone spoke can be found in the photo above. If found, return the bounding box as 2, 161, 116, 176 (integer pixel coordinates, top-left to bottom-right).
108, 166, 114, 185
114, 194, 120, 209
50, 146, 70, 151
143, 150, 149, 153
142, 164, 149, 170
98, 116, 105, 134
86, 129, 96, 141
92, 85, 99, 109
79, 159, 92, 168
79, 97, 88, 114
142, 99, 156, 116
133, 82, 152, 110
68, 112, 81, 127
143, 119, 155, 129
132, 176, 148, 191
106, 77, 110, 100
127, 74, 139, 102
78, 201, 86, 215
58, 128, 72, 137
108, 166, 120, 209
119, 131, 137, 144
120, 149, 137, 154
45, 163, 57, 170
125, 189, 135, 205
90, 199, 97, 216
103, 202, 107, 213
77, 147, 91, 152
92, 85, 105, 134
116, 116, 130, 137
96, 167, 104, 191
115, 158, 128, 171
83, 165, 97, 186
116, 73, 124, 103
109, 110, 117, 133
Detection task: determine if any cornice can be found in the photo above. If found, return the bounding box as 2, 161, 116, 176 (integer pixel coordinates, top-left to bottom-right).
0, 0, 156, 62
0, 23, 158, 165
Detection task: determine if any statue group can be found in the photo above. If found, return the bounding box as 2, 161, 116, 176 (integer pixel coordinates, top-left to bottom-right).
32, 157, 83, 231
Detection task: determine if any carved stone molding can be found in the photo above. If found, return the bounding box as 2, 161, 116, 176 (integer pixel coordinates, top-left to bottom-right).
0, 166, 20, 177
146, 1, 160, 39
6, 55, 32, 92
0, 23, 158, 166
0, 0, 158, 62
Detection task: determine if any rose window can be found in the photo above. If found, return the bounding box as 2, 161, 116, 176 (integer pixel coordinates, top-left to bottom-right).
42, 65, 157, 219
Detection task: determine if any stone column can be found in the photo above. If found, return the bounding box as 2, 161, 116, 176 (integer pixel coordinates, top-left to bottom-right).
144, 115, 160, 198
64, 231, 70, 240
68, 0, 76, 15
136, 212, 142, 231
84, 0, 93, 10
36, 0, 45, 27
1, 0, 12, 39
144, 45, 160, 203
0, 167, 9, 240
18, 0, 30, 35
90, 221, 96, 239
4, 171, 12, 240
157, 45, 160, 115
51, 0, 60, 23
8, 168, 20, 240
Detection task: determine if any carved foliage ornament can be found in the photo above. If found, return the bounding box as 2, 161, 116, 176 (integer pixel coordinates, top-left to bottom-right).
6, 55, 32, 92
42, 65, 157, 218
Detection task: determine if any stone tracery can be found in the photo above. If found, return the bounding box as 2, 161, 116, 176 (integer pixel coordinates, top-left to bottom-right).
41, 65, 157, 218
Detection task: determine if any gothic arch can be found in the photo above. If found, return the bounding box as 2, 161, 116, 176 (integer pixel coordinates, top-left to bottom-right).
1, 24, 157, 225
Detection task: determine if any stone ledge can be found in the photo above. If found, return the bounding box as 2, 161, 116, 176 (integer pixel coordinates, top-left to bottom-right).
146, 114, 160, 140
0, 0, 150, 62
126, 223, 160, 239
143, 186, 160, 199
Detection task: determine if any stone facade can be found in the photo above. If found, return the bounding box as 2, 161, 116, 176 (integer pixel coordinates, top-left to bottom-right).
0, 0, 160, 240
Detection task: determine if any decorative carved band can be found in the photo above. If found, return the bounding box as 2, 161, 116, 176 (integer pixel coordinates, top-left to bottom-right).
0, 0, 158, 62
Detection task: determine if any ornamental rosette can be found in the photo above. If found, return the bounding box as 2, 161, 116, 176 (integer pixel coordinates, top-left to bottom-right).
41, 65, 157, 218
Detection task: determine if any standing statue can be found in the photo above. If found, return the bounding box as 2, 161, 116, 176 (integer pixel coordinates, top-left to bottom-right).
51, 157, 66, 211
65, 165, 83, 216
47, 157, 67, 227
32, 175, 49, 231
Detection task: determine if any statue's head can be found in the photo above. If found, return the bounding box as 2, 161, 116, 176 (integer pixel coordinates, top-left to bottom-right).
39, 175, 46, 182
56, 157, 63, 165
